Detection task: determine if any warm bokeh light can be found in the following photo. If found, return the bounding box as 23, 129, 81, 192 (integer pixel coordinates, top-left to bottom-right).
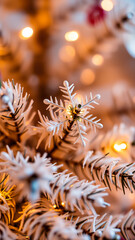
61, 202, 65, 206
80, 68, 95, 85
20, 27, 33, 39
59, 45, 75, 62
53, 204, 57, 208
101, 0, 114, 12
113, 142, 127, 152
65, 31, 79, 42
92, 54, 104, 66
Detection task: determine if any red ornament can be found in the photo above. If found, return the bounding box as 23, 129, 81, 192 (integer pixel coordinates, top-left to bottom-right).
87, 4, 106, 25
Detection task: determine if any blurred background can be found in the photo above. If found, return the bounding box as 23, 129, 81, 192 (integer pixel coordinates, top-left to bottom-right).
0, 0, 135, 129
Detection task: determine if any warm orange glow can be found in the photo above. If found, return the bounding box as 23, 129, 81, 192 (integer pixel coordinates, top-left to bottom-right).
20, 27, 33, 39
80, 69, 95, 85
53, 204, 57, 208
113, 142, 127, 152
92, 54, 104, 66
65, 31, 79, 42
101, 0, 114, 11
133, 96, 135, 103
61, 202, 65, 206
59, 45, 75, 62
0, 47, 9, 56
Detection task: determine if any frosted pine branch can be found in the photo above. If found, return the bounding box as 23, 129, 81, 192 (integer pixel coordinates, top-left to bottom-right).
0, 147, 59, 201
50, 171, 109, 215
37, 111, 66, 150
0, 221, 25, 240
0, 174, 15, 224
77, 210, 135, 240
0, 82, 14, 113
19, 200, 90, 240
118, 210, 135, 240
83, 152, 135, 193
0, 75, 134, 240
76, 214, 121, 240
48, 216, 90, 240
0, 80, 35, 146
62, 151, 135, 193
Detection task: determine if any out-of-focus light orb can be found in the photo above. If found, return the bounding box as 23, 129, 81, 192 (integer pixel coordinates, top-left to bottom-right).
92, 54, 104, 66
59, 45, 75, 62
20, 27, 33, 39
101, 0, 114, 12
65, 31, 79, 42
80, 69, 95, 85
113, 142, 127, 152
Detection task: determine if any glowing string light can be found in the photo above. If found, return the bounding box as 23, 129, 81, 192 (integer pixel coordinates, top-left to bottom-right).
20, 27, 33, 39
113, 142, 127, 152
65, 31, 79, 42
92, 54, 104, 66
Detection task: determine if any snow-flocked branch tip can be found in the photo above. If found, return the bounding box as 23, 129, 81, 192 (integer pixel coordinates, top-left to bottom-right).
0, 147, 60, 202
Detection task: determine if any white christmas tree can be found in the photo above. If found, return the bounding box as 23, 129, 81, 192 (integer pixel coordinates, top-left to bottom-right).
0, 79, 134, 240
0, 0, 135, 239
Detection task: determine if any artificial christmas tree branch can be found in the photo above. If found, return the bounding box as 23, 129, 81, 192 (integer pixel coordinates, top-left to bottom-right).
19, 199, 90, 240
0, 0, 135, 239
50, 171, 109, 215
0, 80, 35, 149
76, 210, 135, 240
47, 120, 74, 157
60, 152, 135, 193
0, 79, 134, 240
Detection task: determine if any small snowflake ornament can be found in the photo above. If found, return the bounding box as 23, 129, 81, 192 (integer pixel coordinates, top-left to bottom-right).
38, 80, 103, 147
